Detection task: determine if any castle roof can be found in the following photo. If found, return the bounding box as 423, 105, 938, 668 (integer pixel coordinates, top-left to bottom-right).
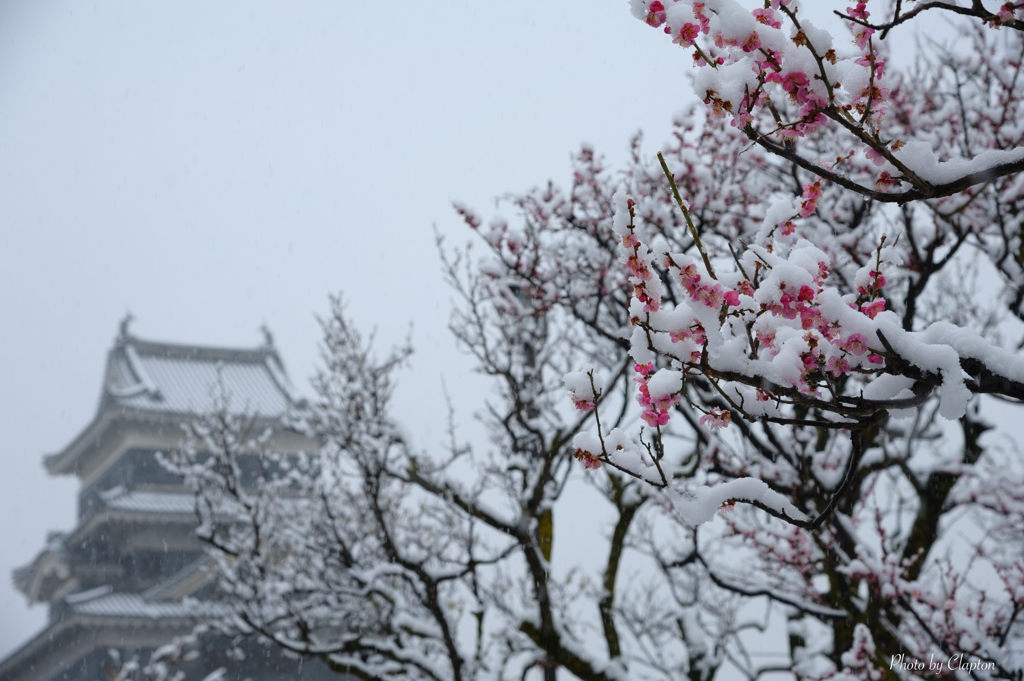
45, 322, 301, 476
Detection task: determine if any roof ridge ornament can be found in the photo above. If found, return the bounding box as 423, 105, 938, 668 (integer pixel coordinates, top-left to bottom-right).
259, 323, 275, 349
117, 312, 135, 343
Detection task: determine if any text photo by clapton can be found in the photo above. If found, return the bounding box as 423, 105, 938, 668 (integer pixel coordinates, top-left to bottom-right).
891, 653, 997, 674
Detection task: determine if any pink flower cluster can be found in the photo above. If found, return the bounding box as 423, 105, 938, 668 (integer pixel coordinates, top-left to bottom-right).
634, 362, 680, 428
858, 269, 885, 297
992, 2, 1023, 26
638, 0, 899, 146
674, 22, 702, 48
644, 1, 666, 27
793, 328, 884, 391
765, 282, 833, 335
752, 8, 782, 29
846, 3, 874, 50
760, 68, 829, 140
799, 181, 822, 218
855, 259, 887, 319
453, 202, 482, 230
670, 323, 707, 363
648, 0, 712, 48
621, 199, 661, 313
674, 2, 711, 48
750, 260, 882, 389
679, 263, 741, 310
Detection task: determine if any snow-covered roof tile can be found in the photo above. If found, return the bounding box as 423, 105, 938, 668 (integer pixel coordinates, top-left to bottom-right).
69, 591, 229, 619
101, 489, 197, 515
104, 340, 293, 417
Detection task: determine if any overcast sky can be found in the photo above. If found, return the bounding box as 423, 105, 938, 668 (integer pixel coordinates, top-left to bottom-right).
0, 0, 702, 659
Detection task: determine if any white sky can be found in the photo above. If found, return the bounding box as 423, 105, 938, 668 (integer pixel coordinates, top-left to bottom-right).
0, 0, 695, 659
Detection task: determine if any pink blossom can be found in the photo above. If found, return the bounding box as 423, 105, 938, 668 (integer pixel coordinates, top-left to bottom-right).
861, 299, 886, 319
868, 353, 884, 364
854, 28, 875, 50
738, 280, 755, 296
855, 55, 886, 79
741, 32, 762, 53
571, 396, 595, 412
876, 171, 900, 190
865, 147, 886, 166
674, 23, 701, 48
800, 197, 818, 217
752, 8, 782, 28
799, 111, 829, 135
847, 2, 870, 21
636, 391, 652, 409
700, 408, 731, 430
780, 221, 796, 235
818, 320, 840, 341
626, 255, 651, 281
754, 54, 781, 75
645, 1, 666, 28
800, 307, 821, 330
795, 86, 827, 108
844, 333, 869, 356
731, 110, 754, 129
642, 409, 671, 427
858, 85, 890, 109
653, 393, 679, 412
724, 290, 741, 307
995, 2, 1016, 24
802, 182, 822, 201
826, 355, 851, 377
780, 72, 810, 94
772, 294, 799, 320
634, 283, 659, 312
699, 283, 725, 309
680, 264, 702, 292
573, 448, 602, 470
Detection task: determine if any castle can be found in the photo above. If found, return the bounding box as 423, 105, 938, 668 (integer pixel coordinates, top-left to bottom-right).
1, 322, 337, 680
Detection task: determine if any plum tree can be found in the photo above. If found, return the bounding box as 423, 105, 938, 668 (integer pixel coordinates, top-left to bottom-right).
168, 2, 1024, 679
